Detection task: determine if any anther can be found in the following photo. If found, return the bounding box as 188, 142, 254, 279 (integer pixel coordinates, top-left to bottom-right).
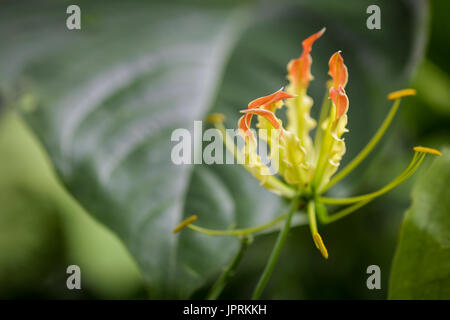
313, 233, 329, 259
173, 215, 198, 233
413, 146, 441, 156
206, 113, 226, 124
387, 89, 416, 100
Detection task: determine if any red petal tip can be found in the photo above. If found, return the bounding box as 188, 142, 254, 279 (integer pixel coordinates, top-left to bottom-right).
247, 89, 294, 109
288, 28, 325, 89
328, 51, 348, 90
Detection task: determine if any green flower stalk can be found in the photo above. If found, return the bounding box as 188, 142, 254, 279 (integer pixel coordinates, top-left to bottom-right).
173, 28, 440, 298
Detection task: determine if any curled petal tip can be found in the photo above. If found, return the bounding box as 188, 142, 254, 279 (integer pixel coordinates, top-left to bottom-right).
238, 114, 253, 134
206, 113, 226, 124
413, 146, 441, 156
248, 89, 294, 109
387, 88, 416, 100
288, 28, 325, 89
241, 108, 281, 129
328, 51, 348, 89
173, 215, 198, 233
303, 28, 326, 50
304, 28, 326, 49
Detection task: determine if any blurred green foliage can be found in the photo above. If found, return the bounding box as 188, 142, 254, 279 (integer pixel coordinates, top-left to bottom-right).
0, 0, 448, 299
0, 114, 145, 299
390, 148, 450, 299
0, 114, 64, 298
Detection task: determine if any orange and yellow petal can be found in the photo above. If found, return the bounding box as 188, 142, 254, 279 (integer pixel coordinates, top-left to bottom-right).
240, 108, 281, 129
330, 86, 349, 118
238, 113, 254, 140
328, 51, 348, 89
287, 28, 325, 89
248, 88, 295, 110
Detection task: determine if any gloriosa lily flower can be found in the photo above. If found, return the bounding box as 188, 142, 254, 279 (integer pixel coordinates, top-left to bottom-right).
174, 28, 440, 261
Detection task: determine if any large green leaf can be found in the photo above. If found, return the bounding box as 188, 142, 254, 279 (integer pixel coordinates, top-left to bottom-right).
0, 114, 144, 299
389, 148, 450, 299
1, 0, 427, 298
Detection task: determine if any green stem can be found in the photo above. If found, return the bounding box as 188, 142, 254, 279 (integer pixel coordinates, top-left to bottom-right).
321, 199, 372, 224
307, 200, 318, 236
207, 236, 252, 300
251, 196, 299, 300
319, 152, 425, 205
321, 99, 402, 193
188, 213, 289, 236
321, 153, 422, 223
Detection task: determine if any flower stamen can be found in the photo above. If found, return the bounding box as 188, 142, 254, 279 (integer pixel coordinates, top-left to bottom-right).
387, 88, 416, 100
173, 215, 198, 233
313, 233, 329, 259
413, 146, 441, 156
321, 89, 414, 193
319, 147, 440, 205
206, 113, 226, 124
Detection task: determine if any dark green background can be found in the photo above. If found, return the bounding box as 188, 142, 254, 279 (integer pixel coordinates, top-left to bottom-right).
0, 0, 448, 299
